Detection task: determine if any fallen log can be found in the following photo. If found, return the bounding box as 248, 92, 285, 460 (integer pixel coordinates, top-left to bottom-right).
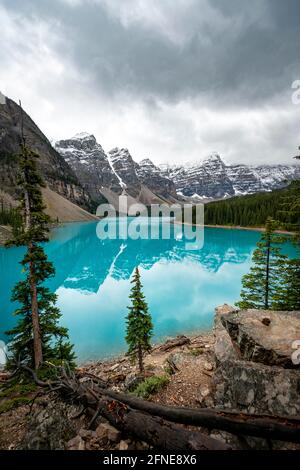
102, 389, 300, 444
18, 365, 229, 450
156, 335, 191, 352
18, 364, 300, 445
89, 394, 230, 450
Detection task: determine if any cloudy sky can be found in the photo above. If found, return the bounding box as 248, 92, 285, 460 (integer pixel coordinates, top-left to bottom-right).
1, 0, 300, 165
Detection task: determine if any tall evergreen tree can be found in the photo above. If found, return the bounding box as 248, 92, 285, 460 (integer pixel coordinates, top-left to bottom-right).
236, 218, 287, 310
126, 267, 153, 373
272, 147, 300, 311
278, 148, 300, 240
6, 107, 75, 369
272, 259, 300, 310
278, 180, 300, 238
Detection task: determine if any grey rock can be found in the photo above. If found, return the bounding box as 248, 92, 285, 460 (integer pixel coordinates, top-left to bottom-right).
119, 440, 129, 450
213, 359, 300, 416
221, 309, 300, 368
214, 304, 240, 365
124, 373, 144, 391
95, 423, 121, 443
136, 158, 177, 199
19, 401, 77, 450
66, 435, 85, 451
78, 428, 96, 440
55, 134, 121, 205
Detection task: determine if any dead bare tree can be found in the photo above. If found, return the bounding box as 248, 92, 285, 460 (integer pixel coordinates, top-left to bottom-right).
13, 363, 300, 448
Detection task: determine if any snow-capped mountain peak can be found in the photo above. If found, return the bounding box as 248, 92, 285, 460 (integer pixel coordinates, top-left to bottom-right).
72, 132, 94, 140
138, 158, 160, 174
55, 134, 300, 203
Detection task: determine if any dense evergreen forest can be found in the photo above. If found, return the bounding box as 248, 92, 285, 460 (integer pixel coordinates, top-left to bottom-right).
202, 184, 297, 228
0, 203, 21, 228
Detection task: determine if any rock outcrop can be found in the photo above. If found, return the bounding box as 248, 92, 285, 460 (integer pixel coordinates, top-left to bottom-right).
55, 136, 178, 206
213, 305, 300, 417
136, 158, 177, 200
214, 359, 300, 417
221, 309, 300, 368
0, 97, 92, 211
55, 133, 121, 205
214, 304, 240, 364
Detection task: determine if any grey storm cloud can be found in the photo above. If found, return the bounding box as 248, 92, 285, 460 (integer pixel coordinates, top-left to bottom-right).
2, 0, 300, 105
1, 0, 300, 164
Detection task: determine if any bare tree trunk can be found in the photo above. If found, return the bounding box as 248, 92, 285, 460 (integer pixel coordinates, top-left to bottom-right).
28, 241, 43, 369
95, 396, 230, 450
23, 184, 31, 233
138, 344, 143, 373
21, 365, 300, 444
18, 102, 43, 369
102, 388, 300, 443
265, 235, 270, 309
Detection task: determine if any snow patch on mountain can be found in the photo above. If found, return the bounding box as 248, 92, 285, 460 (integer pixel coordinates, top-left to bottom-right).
107, 149, 127, 189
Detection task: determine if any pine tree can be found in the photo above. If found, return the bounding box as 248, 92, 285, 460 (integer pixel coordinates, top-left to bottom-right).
125, 267, 153, 373
6, 107, 75, 369
272, 147, 300, 310
236, 217, 287, 310
272, 258, 300, 310
277, 148, 300, 241
278, 180, 300, 238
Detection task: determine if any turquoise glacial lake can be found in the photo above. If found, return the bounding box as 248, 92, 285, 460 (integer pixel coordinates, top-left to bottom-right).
0, 220, 296, 362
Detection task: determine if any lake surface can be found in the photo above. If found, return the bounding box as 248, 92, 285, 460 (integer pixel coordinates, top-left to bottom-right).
0, 220, 295, 362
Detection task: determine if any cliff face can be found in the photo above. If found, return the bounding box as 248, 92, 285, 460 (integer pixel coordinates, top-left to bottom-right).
0, 97, 92, 211
55, 136, 177, 204
55, 133, 120, 204
136, 158, 177, 200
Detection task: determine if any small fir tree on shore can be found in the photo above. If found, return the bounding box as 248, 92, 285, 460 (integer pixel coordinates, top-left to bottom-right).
126, 267, 153, 373
236, 217, 287, 310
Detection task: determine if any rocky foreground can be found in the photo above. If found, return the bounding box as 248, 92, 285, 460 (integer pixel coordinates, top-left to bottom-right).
0, 305, 299, 450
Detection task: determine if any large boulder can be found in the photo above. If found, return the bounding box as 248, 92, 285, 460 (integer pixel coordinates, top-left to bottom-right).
213, 305, 300, 417
221, 309, 300, 368
214, 359, 300, 416
214, 304, 240, 365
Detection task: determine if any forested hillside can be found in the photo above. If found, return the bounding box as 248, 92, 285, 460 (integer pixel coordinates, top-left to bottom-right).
202, 183, 298, 228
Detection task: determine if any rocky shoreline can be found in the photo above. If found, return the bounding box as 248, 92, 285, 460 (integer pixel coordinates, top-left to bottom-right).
0, 304, 299, 451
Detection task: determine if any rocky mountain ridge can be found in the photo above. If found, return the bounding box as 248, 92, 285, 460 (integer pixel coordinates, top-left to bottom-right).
56, 135, 300, 203
1, 94, 299, 215
0, 98, 93, 214
55, 136, 177, 206
160, 153, 300, 199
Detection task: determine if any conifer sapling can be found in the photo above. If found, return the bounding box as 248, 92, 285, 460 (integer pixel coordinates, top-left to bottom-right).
126, 267, 153, 373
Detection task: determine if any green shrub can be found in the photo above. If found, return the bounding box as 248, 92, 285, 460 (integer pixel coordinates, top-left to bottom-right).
163, 365, 174, 375
0, 382, 37, 400
132, 375, 170, 399
188, 347, 204, 356
0, 396, 32, 414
